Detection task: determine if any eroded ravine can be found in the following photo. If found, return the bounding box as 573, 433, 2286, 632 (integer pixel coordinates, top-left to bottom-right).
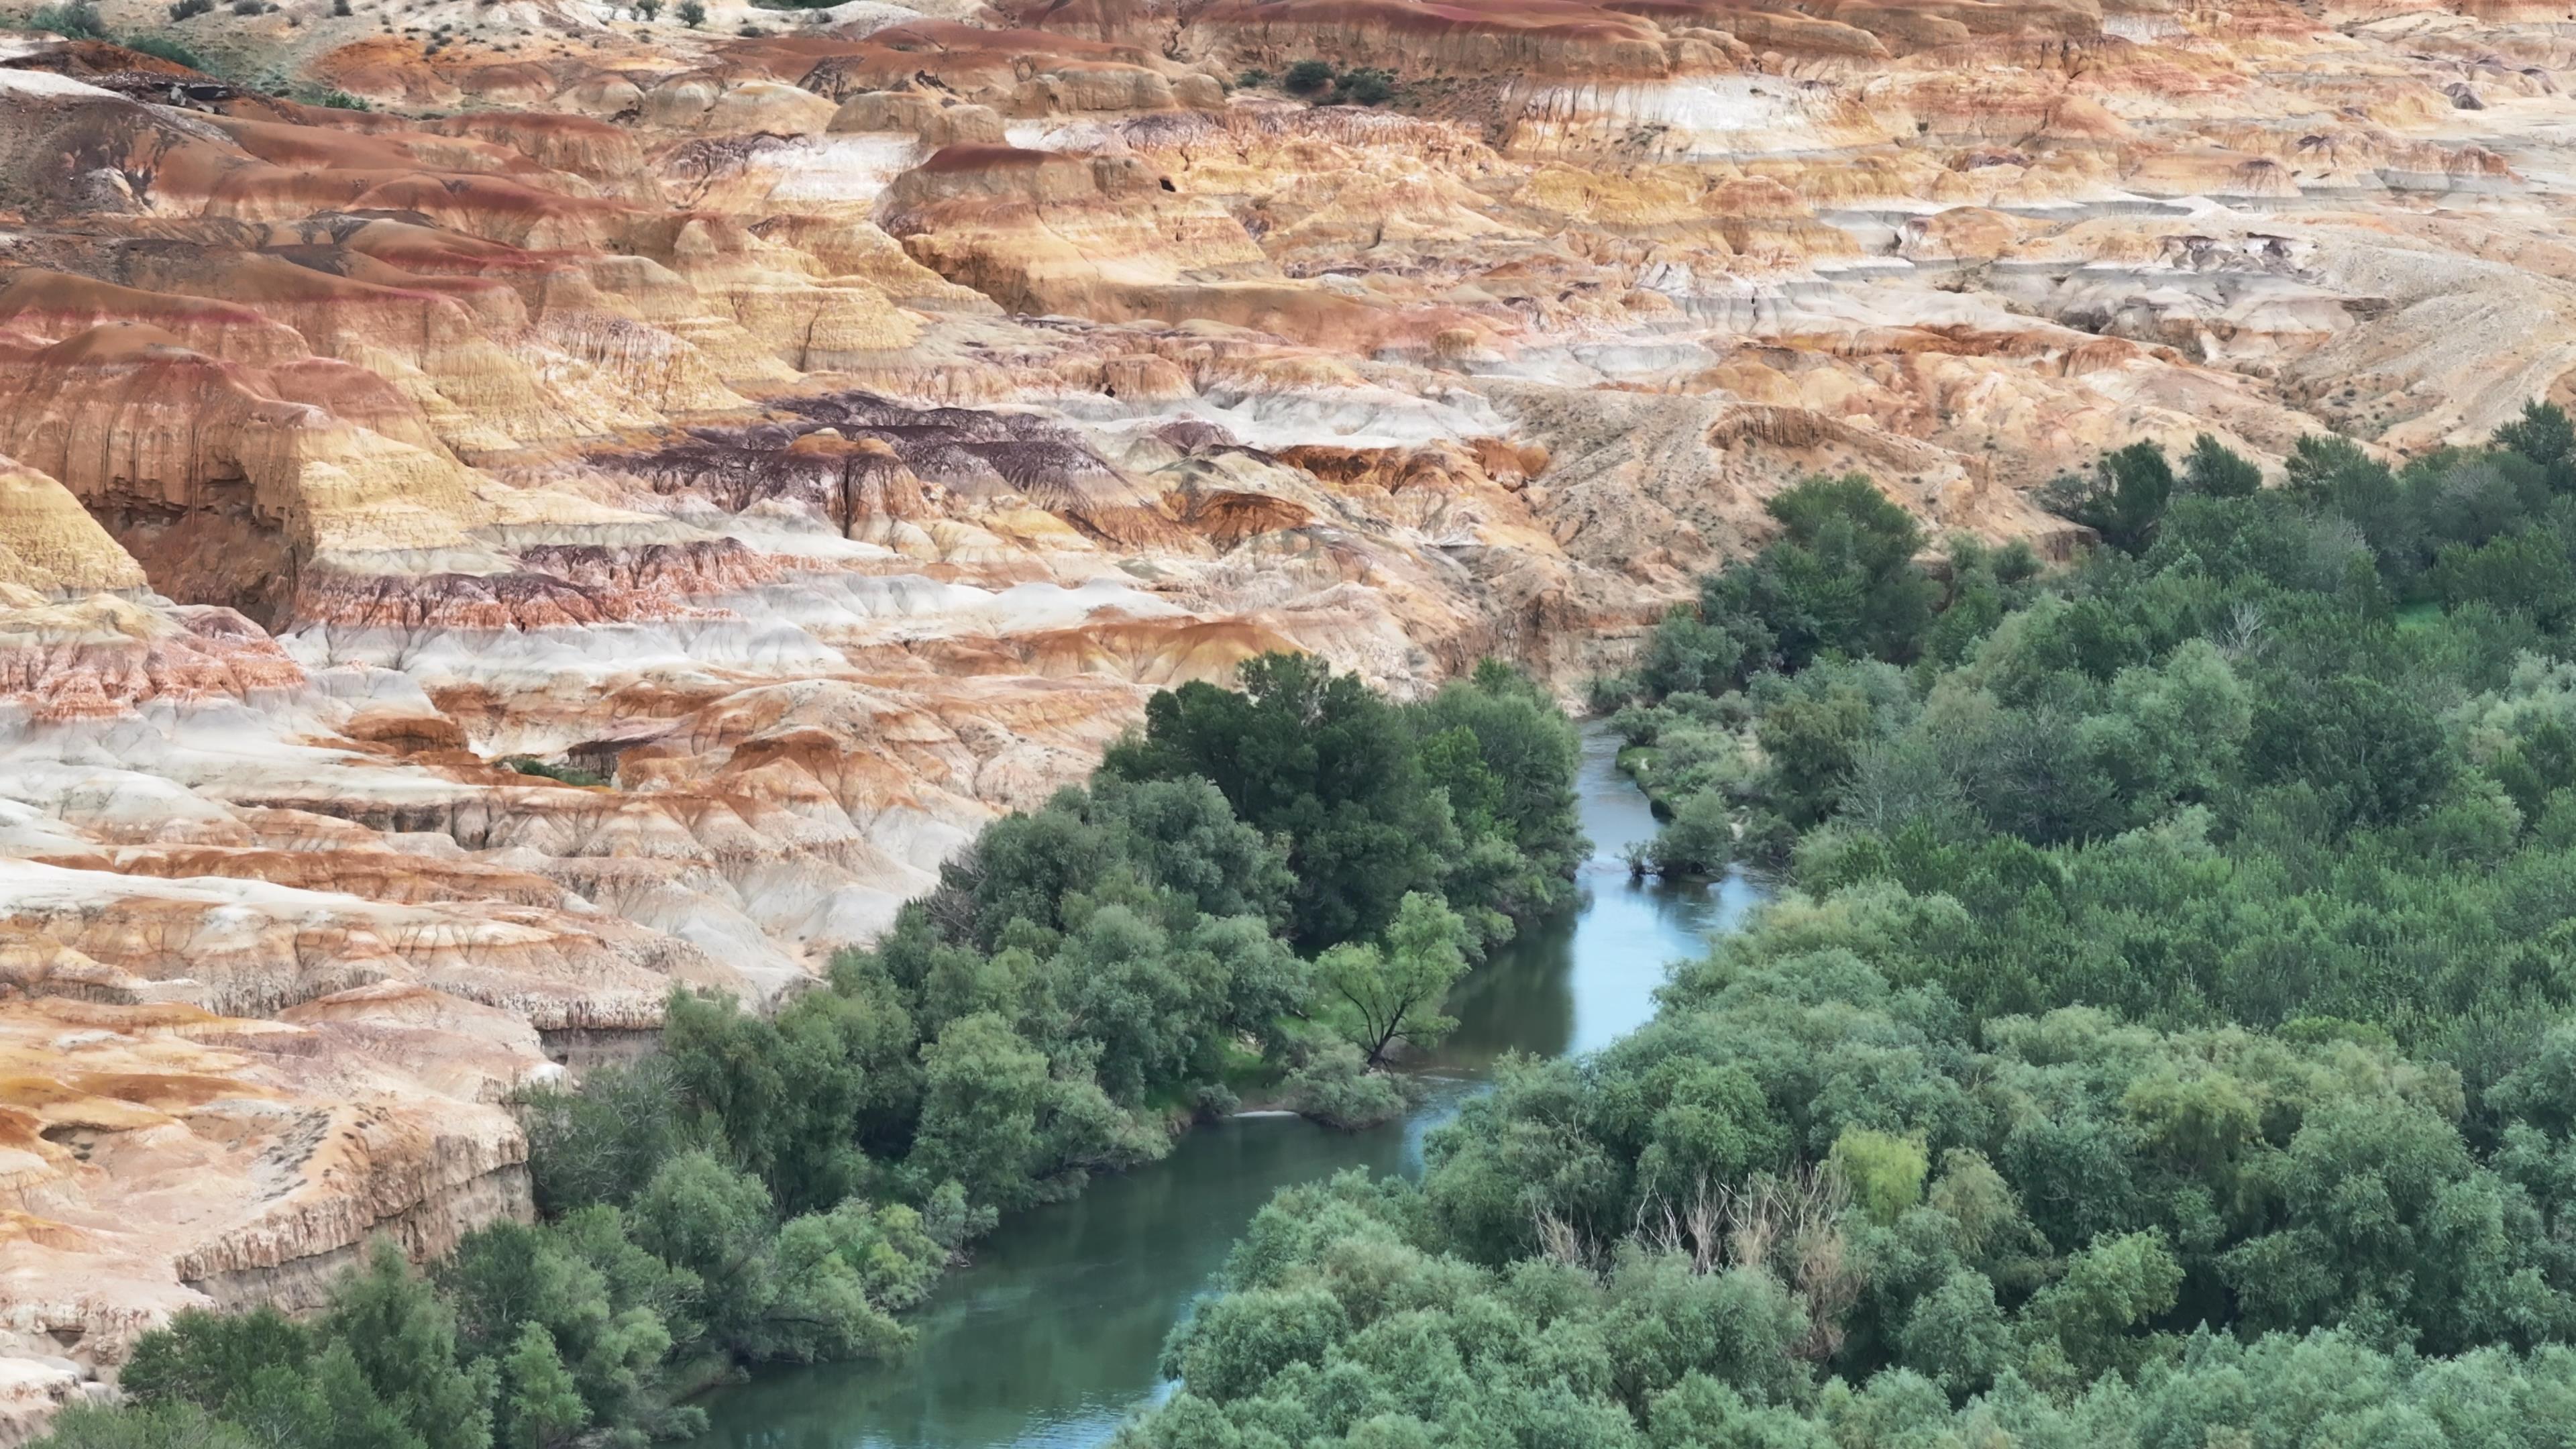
682, 722, 1764, 1449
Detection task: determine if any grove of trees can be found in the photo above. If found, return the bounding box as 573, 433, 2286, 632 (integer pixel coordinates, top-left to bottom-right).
1114, 406, 2576, 1449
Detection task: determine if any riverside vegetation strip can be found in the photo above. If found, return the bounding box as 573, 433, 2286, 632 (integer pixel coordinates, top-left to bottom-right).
25, 661, 1582, 1449
1110, 411, 2576, 1449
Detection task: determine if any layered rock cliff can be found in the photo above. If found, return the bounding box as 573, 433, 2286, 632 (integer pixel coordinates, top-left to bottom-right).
0, 0, 2571, 1422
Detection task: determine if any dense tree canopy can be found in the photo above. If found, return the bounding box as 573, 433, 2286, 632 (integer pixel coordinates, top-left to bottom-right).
1118, 409, 2576, 1449
1106, 654, 1583, 951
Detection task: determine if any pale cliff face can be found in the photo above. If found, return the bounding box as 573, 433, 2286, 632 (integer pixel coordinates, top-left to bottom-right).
0, 0, 2566, 1420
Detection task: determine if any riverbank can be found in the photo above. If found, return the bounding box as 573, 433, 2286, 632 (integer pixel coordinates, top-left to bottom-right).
680, 722, 1764, 1449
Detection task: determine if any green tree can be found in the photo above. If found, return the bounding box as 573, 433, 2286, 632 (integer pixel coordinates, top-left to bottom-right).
1649, 1375, 1830, 1449
437, 1220, 677, 1436
1831, 1128, 1929, 1226
1728, 474, 1939, 670
661, 980, 914, 1214
1105, 653, 1458, 949
2247, 672, 2453, 830
2043, 441, 2176, 555
1334, 66, 1394, 103
2495, 399, 2574, 474
1283, 1040, 1409, 1129
2019, 1230, 2180, 1383
319, 1240, 492, 1449
1640, 607, 1757, 698
1318, 892, 1472, 1065
513, 1057, 692, 1214
908, 1012, 1049, 1210
1647, 787, 1735, 875
212, 1360, 345, 1449
498, 1325, 585, 1449
1414, 663, 1584, 865
628, 1152, 777, 1354
119, 1308, 309, 1413
2182, 433, 2263, 498
1756, 676, 1880, 826
1897, 1270, 2010, 1396
1097, 776, 1291, 927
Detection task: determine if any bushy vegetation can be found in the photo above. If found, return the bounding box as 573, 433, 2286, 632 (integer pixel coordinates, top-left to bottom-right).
1105, 653, 1582, 953
40, 658, 1580, 1447
498, 756, 610, 788
26, 1, 104, 37
42, 1148, 960, 1449
122, 33, 205, 66
1272, 58, 1399, 105
1116, 407, 2576, 1449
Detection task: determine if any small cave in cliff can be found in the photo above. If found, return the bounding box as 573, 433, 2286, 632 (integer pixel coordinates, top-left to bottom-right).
86, 479, 297, 629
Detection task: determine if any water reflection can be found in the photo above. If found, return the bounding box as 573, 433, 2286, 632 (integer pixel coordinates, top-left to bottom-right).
684, 725, 1760, 1449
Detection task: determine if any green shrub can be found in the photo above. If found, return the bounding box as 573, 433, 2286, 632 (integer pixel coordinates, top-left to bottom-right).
498, 756, 608, 788
1333, 66, 1394, 104
1646, 787, 1733, 875
1827, 1127, 1927, 1225
1281, 58, 1334, 93
29, 1, 105, 37
123, 32, 203, 66
1282, 1042, 1407, 1130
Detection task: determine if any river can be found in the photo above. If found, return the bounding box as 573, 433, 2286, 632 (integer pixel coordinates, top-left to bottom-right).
682, 723, 1762, 1449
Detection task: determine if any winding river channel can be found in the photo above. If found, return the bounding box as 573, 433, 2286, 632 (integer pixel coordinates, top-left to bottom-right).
684, 724, 1762, 1449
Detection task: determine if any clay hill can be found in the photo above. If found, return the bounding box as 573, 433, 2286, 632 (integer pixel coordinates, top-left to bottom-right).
0, 0, 2567, 1428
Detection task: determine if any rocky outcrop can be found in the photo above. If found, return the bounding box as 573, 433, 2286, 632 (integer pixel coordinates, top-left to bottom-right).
0, 996, 536, 1388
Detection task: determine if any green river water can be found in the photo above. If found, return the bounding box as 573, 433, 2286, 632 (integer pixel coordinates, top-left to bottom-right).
683, 724, 1760, 1449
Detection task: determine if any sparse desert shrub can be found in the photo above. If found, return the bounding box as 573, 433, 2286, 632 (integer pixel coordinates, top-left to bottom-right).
167, 0, 212, 19
500, 756, 610, 788
676, 0, 702, 23
29, 1, 105, 37
1234, 67, 1269, 87
124, 32, 205, 64
1334, 66, 1394, 104
1281, 58, 1334, 93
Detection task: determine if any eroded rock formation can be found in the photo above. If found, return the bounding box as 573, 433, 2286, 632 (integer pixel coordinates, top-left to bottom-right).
1, 0, 2571, 1420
